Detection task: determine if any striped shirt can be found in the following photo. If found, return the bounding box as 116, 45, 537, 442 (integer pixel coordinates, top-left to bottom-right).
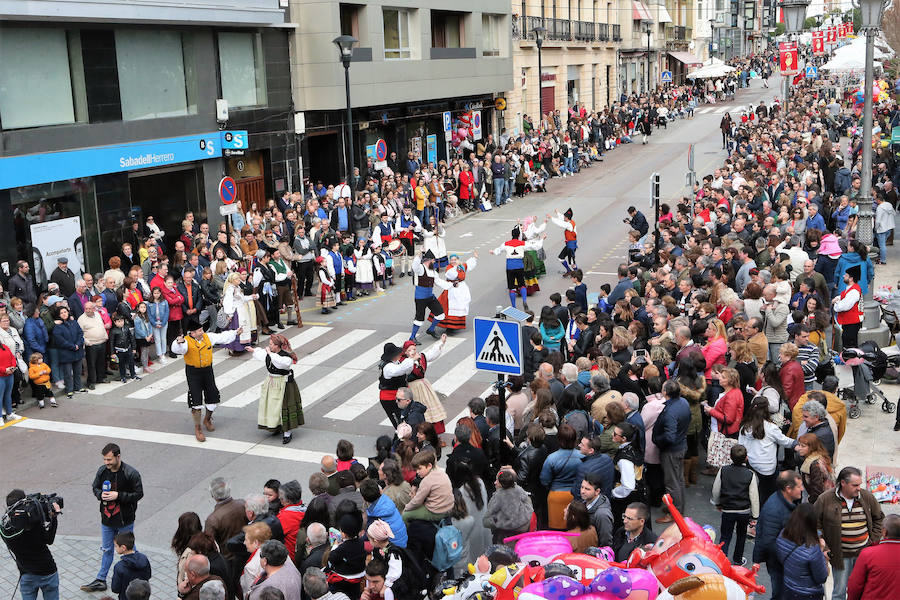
839, 493, 870, 556
797, 342, 820, 385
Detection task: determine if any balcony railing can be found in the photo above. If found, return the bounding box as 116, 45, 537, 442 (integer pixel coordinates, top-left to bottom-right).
512, 15, 617, 42
673, 25, 687, 40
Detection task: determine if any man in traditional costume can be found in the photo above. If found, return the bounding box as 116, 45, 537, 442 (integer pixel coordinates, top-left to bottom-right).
550, 208, 578, 275
409, 250, 451, 343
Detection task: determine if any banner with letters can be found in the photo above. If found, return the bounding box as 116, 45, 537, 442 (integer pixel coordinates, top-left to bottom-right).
30, 216, 84, 288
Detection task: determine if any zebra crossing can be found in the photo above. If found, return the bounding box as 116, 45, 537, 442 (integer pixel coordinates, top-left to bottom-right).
92, 325, 496, 435
693, 104, 743, 115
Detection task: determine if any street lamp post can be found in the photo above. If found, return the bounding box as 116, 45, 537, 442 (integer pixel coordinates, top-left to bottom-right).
533, 26, 546, 129
645, 22, 653, 94
853, 0, 888, 249
781, 0, 810, 104
709, 18, 716, 64
333, 35, 358, 184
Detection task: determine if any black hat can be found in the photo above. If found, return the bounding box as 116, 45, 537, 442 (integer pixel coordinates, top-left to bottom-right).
185, 318, 203, 332
563, 208, 574, 219
423, 249, 436, 261
381, 342, 403, 363
845, 265, 861, 282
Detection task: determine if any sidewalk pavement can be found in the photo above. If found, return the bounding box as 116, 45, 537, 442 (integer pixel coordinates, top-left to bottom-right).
835, 236, 900, 515
0, 535, 177, 599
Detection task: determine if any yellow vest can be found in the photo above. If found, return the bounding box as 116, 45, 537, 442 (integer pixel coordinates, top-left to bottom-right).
183, 334, 214, 368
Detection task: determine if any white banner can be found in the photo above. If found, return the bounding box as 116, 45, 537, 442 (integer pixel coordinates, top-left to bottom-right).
30, 216, 85, 288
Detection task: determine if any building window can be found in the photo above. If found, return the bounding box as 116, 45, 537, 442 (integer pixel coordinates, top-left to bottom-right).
340, 4, 362, 38
218, 32, 268, 109
431, 11, 463, 48
482, 14, 501, 56
116, 30, 194, 120
0, 28, 86, 129
383, 8, 411, 59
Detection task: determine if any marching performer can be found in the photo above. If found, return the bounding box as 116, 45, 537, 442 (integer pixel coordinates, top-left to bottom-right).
378, 341, 416, 427
435, 252, 478, 331
422, 216, 449, 269
549, 208, 578, 275
171, 319, 242, 442
251, 334, 304, 444
410, 250, 451, 343
374, 212, 394, 248
394, 205, 422, 278
403, 334, 448, 433
491, 226, 538, 311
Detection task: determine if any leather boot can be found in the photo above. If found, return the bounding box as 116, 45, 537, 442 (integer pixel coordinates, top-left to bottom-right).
683, 459, 693, 487
688, 457, 699, 484
192, 410, 206, 442
203, 409, 216, 432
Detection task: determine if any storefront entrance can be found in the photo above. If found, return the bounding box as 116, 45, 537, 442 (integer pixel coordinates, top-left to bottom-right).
128, 166, 202, 254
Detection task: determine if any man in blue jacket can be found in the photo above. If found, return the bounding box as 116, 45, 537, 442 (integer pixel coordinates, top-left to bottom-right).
359, 480, 408, 548
753, 470, 803, 600
651, 380, 691, 523
571, 436, 614, 499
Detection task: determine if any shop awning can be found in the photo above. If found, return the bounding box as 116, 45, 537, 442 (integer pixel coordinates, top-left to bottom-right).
656, 6, 673, 23
632, 0, 653, 21
669, 51, 703, 67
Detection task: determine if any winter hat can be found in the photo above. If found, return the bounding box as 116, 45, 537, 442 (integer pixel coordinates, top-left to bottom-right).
367, 520, 395, 543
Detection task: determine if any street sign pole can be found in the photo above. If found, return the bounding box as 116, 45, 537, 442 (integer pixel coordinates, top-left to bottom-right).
473, 315, 523, 456
497, 374, 507, 447
651, 172, 661, 257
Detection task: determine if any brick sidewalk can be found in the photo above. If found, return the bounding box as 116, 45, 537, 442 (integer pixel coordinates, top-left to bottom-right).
0, 535, 177, 599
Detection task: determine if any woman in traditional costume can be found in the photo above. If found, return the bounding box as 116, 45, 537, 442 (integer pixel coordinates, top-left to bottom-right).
222, 272, 257, 355
435, 252, 477, 331
402, 335, 447, 433
252, 334, 304, 444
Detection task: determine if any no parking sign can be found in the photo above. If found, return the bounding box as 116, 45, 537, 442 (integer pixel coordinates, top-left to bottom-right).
218, 177, 237, 205
472, 110, 482, 140
374, 139, 388, 162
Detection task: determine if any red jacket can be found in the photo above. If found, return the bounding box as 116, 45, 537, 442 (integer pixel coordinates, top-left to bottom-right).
709, 388, 744, 435
0, 344, 16, 375
780, 360, 805, 410
848, 539, 900, 600
161, 287, 185, 322
277, 504, 306, 560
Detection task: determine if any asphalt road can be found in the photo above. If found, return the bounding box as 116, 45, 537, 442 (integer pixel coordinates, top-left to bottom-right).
0, 78, 780, 596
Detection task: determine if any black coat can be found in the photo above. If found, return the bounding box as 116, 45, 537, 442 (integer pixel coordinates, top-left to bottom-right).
91, 462, 143, 527
446, 442, 489, 483
177, 280, 203, 316
50, 267, 76, 297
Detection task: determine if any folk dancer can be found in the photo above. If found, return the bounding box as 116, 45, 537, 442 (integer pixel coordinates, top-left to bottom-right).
435, 252, 478, 331
403, 334, 448, 433
221, 272, 258, 356
490, 226, 537, 310
410, 250, 451, 343
354, 239, 376, 296
270, 247, 298, 327
378, 342, 416, 427
342, 245, 358, 301
253, 252, 286, 332
550, 208, 578, 275
251, 334, 304, 444
832, 264, 863, 350
316, 256, 337, 314
394, 206, 422, 278
324, 237, 347, 305
171, 319, 242, 442
374, 215, 395, 286
522, 216, 549, 293
422, 217, 449, 269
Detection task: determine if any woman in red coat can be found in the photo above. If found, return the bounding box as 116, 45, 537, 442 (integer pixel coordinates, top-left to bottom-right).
0, 341, 17, 420
705, 367, 744, 437
778, 342, 805, 410
161, 275, 185, 358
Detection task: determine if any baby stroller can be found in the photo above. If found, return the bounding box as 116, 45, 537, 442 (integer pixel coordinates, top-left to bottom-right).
838, 341, 898, 419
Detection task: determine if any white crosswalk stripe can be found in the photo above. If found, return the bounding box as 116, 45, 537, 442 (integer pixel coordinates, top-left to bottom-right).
328, 336, 466, 421
220, 328, 375, 408
127, 352, 228, 400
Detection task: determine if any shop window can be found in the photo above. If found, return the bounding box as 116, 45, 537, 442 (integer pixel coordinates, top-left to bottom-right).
431, 11, 463, 48
116, 30, 195, 120
0, 28, 87, 129
383, 8, 411, 59
482, 14, 501, 56
218, 32, 268, 109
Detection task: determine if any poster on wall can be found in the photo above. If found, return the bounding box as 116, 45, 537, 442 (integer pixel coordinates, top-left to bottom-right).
30, 216, 85, 289
426, 135, 438, 165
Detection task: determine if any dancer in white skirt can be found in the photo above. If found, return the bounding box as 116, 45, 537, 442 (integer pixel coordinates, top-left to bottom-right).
251, 334, 304, 444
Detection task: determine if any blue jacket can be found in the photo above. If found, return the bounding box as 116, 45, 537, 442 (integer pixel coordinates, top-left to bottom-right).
147, 301, 169, 329
51, 318, 85, 363
111, 551, 152, 600
540, 448, 583, 491
133, 315, 152, 341
607, 279, 634, 306
366, 495, 408, 548
651, 397, 691, 453
23, 317, 49, 356
834, 252, 874, 295
753, 491, 797, 563
775, 537, 828, 595
571, 452, 615, 498
806, 213, 826, 232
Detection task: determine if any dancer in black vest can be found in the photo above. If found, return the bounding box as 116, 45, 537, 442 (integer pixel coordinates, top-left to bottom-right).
251, 334, 304, 444
378, 342, 416, 427
410, 250, 451, 343
253, 252, 278, 335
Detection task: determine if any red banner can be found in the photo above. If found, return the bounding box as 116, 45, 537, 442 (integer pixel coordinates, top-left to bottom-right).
827, 25, 837, 43
812, 31, 824, 54
779, 41, 798, 50
838, 23, 846, 38
780, 47, 799, 75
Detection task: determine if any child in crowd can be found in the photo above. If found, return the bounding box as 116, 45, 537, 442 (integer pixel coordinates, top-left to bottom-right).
111, 531, 152, 600
484, 468, 534, 543
711, 444, 759, 566
28, 352, 56, 409
336, 439, 360, 471
110, 314, 139, 383
401, 450, 453, 522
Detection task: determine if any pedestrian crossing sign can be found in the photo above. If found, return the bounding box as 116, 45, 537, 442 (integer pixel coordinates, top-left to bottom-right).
661, 70, 673, 83
805, 65, 818, 79
473, 317, 523, 376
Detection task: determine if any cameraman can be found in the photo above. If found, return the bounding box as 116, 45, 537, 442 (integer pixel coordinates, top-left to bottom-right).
2, 489, 60, 600
624, 206, 649, 239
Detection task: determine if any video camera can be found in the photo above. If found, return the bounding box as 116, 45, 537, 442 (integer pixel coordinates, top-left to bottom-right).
1, 493, 63, 535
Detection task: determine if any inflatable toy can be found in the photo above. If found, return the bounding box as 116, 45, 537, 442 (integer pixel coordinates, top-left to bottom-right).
626, 494, 764, 595
503, 531, 581, 564
489, 562, 549, 600
546, 552, 621, 586
657, 574, 747, 600
518, 568, 659, 600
